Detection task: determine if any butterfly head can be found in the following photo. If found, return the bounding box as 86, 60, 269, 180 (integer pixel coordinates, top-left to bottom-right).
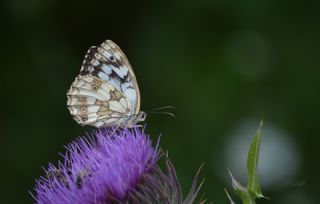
136, 111, 147, 123
125, 111, 146, 128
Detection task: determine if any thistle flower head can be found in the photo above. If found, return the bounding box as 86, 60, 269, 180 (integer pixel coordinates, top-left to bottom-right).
34, 128, 159, 204
33, 127, 204, 204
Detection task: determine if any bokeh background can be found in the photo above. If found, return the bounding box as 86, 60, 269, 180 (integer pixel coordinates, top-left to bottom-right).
1, 0, 320, 203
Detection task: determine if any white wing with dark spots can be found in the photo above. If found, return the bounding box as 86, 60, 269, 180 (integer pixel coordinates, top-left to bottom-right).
67, 40, 145, 128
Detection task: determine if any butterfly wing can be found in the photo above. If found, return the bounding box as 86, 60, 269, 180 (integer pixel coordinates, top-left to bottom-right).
79, 40, 141, 115
67, 75, 132, 128
67, 40, 142, 128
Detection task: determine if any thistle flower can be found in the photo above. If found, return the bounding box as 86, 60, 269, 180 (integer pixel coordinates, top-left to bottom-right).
33, 127, 203, 204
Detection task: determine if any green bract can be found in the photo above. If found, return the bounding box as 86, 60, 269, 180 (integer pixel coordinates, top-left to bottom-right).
226, 120, 267, 204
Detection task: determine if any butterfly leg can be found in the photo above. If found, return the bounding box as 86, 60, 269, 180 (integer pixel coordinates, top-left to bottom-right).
109, 123, 121, 137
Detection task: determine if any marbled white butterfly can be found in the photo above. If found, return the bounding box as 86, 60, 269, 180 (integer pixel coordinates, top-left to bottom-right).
67, 40, 146, 128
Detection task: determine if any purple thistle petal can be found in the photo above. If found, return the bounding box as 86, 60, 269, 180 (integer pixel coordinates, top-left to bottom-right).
34, 127, 159, 204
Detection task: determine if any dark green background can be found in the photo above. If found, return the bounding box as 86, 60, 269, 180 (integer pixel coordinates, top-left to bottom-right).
1, 0, 319, 203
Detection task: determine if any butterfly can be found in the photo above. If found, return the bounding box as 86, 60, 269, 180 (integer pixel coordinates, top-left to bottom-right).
67, 40, 146, 128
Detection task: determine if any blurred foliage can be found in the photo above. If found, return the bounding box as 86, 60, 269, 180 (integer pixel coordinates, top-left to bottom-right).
1, 0, 320, 203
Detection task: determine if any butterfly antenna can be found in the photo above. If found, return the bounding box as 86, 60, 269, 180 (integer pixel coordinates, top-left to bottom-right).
147, 106, 176, 112
150, 111, 176, 118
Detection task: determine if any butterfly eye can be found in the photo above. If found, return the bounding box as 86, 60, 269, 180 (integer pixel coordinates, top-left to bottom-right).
139, 112, 147, 121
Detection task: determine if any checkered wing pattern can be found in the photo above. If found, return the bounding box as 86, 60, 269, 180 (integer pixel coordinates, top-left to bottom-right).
67, 40, 142, 128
